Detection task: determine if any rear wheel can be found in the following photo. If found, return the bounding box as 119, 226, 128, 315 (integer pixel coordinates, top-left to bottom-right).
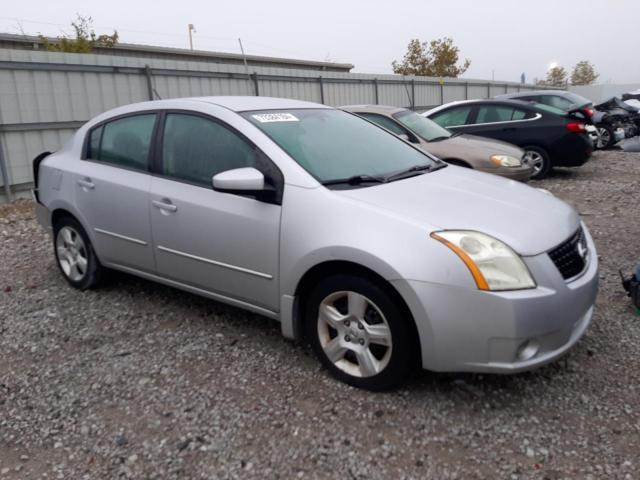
53, 217, 104, 289
523, 146, 551, 179
596, 125, 614, 149
305, 274, 416, 391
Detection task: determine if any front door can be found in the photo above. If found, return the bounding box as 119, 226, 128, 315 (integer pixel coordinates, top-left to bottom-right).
149, 112, 282, 311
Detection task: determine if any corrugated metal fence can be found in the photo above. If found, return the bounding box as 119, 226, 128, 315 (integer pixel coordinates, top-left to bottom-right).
0, 48, 545, 201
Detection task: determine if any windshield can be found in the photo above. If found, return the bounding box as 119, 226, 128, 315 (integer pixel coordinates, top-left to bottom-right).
393, 110, 452, 141
243, 109, 439, 184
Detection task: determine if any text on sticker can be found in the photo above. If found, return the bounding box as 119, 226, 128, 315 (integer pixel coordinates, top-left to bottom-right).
252, 113, 299, 123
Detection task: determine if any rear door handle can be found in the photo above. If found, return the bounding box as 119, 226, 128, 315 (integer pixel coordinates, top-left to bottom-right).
77, 178, 95, 190
152, 199, 178, 213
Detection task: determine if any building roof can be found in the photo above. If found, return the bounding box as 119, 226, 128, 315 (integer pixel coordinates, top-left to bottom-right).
0, 32, 354, 72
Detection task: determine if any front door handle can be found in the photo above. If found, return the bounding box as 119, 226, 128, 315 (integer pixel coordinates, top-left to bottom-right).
77, 177, 95, 190
152, 199, 178, 213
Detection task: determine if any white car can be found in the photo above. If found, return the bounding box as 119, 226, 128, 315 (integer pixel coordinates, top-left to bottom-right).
33, 97, 599, 390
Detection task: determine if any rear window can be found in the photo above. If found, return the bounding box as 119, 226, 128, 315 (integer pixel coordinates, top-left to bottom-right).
563, 92, 592, 106
531, 103, 566, 116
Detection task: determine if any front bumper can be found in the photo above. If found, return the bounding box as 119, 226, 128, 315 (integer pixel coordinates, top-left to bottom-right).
393, 224, 599, 373
476, 165, 533, 182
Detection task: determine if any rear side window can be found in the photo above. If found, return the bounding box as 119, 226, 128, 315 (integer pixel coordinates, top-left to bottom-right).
475, 106, 532, 124
86, 114, 156, 171
430, 107, 471, 127
476, 106, 517, 123
358, 113, 409, 136
161, 113, 257, 186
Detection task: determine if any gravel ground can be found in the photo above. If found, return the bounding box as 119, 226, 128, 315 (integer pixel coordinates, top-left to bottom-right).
1, 150, 639, 479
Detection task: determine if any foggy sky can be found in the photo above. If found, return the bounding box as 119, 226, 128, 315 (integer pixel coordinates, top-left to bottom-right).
1, 0, 638, 84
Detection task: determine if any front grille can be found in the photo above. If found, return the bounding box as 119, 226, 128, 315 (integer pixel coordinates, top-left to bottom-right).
548, 228, 588, 280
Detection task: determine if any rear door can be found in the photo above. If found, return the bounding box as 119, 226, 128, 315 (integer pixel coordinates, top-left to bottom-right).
149, 111, 283, 311
458, 103, 539, 145
74, 113, 158, 272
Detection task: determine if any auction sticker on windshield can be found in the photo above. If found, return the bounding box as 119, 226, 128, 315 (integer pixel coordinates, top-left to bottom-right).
252, 113, 299, 123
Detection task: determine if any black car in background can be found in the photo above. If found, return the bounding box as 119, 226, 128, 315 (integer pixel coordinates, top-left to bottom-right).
496, 90, 594, 116
422, 99, 593, 179
496, 90, 630, 149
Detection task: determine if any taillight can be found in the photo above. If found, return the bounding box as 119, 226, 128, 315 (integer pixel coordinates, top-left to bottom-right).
584, 108, 594, 117
566, 122, 586, 133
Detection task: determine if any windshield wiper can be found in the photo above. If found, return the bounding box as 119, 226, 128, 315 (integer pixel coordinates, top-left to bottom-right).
385, 164, 436, 182
321, 174, 387, 186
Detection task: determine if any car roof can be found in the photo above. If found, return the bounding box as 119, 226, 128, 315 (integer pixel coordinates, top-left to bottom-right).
190, 96, 330, 112
496, 90, 570, 99
423, 98, 534, 116
340, 104, 407, 115
109, 96, 331, 115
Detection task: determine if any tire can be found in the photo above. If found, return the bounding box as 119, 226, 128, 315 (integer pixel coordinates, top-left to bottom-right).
53, 216, 104, 290
305, 274, 416, 391
596, 125, 615, 149
522, 146, 551, 180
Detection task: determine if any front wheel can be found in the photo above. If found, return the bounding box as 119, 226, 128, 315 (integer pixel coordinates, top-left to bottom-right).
305, 275, 416, 391
523, 146, 551, 180
53, 216, 104, 289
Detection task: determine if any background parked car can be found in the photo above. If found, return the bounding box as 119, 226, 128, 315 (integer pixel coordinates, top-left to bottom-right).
496, 90, 623, 149
594, 97, 640, 146
341, 105, 532, 181
423, 99, 593, 179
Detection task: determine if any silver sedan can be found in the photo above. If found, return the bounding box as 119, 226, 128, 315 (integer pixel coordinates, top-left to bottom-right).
33, 96, 598, 390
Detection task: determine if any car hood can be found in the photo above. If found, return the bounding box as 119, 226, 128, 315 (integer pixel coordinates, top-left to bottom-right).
424, 134, 524, 163
336, 166, 579, 256
446, 133, 524, 158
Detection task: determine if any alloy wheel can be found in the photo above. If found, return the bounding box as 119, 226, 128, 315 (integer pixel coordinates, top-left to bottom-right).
317, 291, 392, 378
597, 127, 611, 149
56, 226, 88, 282
523, 150, 545, 176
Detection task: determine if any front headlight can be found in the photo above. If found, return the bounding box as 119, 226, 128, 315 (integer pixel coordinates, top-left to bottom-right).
431, 231, 536, 291
490, 154, 521, 167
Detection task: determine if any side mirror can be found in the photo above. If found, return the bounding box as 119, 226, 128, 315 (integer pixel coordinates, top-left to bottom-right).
212, 167, 265, 193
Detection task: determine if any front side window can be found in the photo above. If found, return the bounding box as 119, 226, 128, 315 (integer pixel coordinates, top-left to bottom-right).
393, 110, 451, 141
161, 113, 257, 186
430, 107, 472, 127
87, 114, 156, 171
243, 109, 438, 184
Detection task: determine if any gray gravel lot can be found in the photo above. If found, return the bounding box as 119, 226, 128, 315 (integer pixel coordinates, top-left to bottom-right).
1, 150, 639, 479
